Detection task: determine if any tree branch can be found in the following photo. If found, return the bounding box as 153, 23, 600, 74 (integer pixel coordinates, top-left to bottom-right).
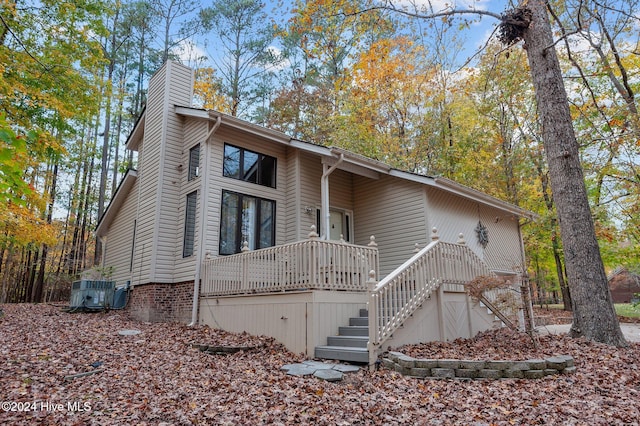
0, 14, 50, 72
339, 3, 503, 23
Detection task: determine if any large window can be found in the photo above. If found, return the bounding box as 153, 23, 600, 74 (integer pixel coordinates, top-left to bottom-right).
183, 191, 197, 257
223, 144, 276, 188
220, 190, 275, 255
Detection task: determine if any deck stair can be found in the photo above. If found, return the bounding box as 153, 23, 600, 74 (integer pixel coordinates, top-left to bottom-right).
314, 309, 369, 363
315, 233, 518, 365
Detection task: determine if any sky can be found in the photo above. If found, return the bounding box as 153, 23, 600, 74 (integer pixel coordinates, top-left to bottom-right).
175, 0, 516, 71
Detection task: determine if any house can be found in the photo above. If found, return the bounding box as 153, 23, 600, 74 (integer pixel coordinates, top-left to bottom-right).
96, 61, 535, 364
608, 267, 640, 303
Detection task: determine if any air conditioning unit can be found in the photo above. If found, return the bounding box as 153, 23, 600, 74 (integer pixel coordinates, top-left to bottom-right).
69, 280, 115, 309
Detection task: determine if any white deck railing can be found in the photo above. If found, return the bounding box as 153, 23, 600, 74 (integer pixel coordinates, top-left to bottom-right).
201, 233, 379, 296
367, 231, 495, 364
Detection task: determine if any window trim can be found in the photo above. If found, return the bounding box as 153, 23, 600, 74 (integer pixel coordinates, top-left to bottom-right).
219, 189, 276, 255
183, 191, 198, 258
222, 143, 277, 188
188, 144, 200, 181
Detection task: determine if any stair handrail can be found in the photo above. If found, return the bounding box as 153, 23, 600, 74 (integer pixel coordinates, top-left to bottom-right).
367, 230, 494, 366
478, 294, 517, 330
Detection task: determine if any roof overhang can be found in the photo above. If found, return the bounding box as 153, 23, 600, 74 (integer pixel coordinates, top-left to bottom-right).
292, 138, 534, 219
389, 170, 536, 220
95, 169, 138, 238
291, 140, 391, 180
175, 106, 290, 145
125, 108, 146, 151
137, 105, 534, 221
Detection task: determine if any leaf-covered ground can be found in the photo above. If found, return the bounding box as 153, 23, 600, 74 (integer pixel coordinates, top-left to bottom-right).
1, 304, 638, 425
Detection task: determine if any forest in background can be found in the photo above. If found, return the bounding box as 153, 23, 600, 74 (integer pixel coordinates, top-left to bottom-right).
1, 0, 638, 305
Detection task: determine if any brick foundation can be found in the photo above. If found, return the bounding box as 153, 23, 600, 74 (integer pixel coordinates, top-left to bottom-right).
127, 281, 195, 323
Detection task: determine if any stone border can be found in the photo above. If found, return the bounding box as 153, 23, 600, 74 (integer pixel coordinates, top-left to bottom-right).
382, 352, 576, 379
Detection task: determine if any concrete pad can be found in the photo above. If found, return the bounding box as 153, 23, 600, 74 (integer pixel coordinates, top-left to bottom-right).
535, 323, 640, 343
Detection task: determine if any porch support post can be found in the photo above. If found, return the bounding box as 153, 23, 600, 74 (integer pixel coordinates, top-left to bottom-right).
320, 153, 344, 240
367, 270, 379, 371
189, 114, 222, 326
437, 284, 445, 341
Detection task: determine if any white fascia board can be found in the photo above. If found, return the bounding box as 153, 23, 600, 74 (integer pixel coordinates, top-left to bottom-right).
322, 156, 380, 179
290, 139, 331, 156
175, 106, 290, 144
291, 140, 387, 179
95, 170, 138, 237
329, 147, 391, 174
126, 111, 146, 151
174, 105, 209, 119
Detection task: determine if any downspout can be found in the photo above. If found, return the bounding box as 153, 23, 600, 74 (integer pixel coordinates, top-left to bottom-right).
100, 235, 107, 267
320, 153, 344, 239
188, 115, 222, 326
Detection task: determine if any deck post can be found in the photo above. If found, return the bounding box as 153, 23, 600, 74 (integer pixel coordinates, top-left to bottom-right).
241, 241, 249, 292
367, 269, 378, 370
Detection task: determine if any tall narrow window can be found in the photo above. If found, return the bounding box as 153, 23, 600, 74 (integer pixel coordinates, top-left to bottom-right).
223, 144, 276, 188
188, 144, 200, 181
219, 190, 275, 255
183, 191, 197, 257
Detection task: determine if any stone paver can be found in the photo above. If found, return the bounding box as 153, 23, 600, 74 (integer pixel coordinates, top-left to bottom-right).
302, 361, 336, 370
313, 369, 343, 382
281, 361, 361, 381
285, 365, 318, 377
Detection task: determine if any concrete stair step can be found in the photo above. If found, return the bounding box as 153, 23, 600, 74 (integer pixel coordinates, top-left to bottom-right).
327, 335, 368, 348
314, 345, 368, 363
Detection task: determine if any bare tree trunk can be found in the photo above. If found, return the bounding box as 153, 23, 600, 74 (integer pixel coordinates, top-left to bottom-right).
33, 158, 58, 302
96, 6, 120, 265
535, 146, 571, 310
522, 0, 625, 346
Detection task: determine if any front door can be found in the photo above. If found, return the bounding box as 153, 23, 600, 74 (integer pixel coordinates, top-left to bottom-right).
317, 208, 352, 241
329, 210, 344, 241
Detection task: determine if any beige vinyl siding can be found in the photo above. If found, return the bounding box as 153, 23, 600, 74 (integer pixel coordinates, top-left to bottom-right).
167, 62, 194, 106
479, 206, 524, 272
353, 174, 428, 277
297, 152, 321, 240
133, 61, 195, 285
284, 149, 300, 243
204, 126, 288, 257
172, 118, 208, 282
296, 152, 354, 240
426, 187, 524, 272
135, 62, 165, 284
328, 169, 354, 210
382, 290, 499, 347
103, 179, 139, 286
153, 63, 194, 282
200, 290, 367, 355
